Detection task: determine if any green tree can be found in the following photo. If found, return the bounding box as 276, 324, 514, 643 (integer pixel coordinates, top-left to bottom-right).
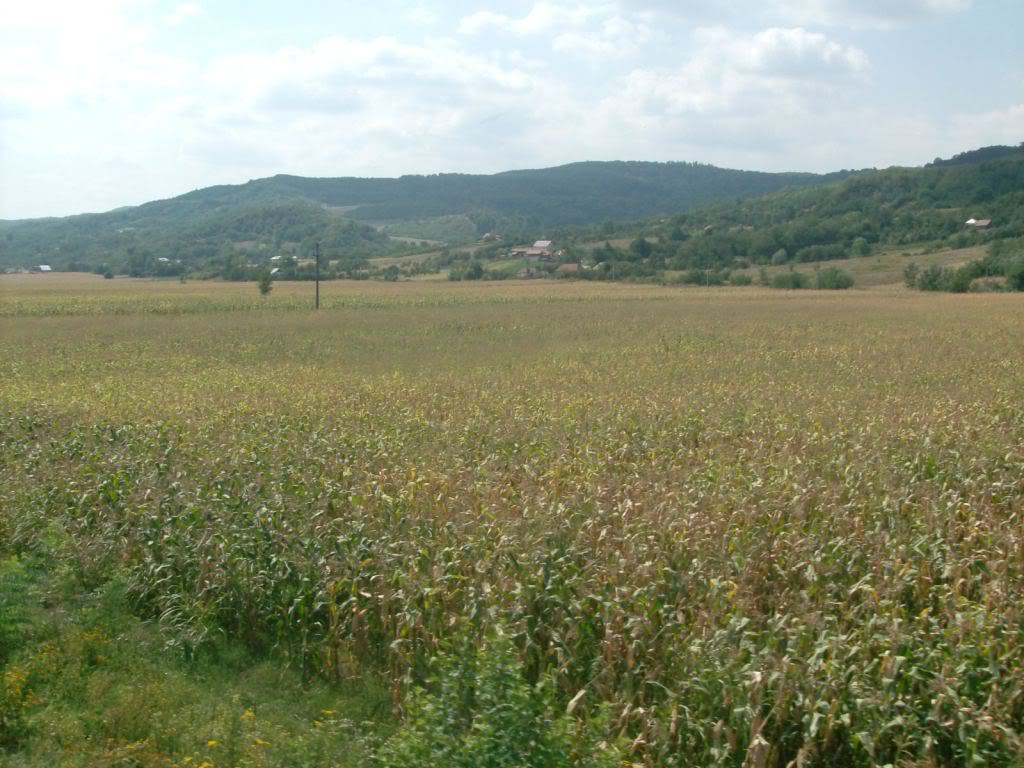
668, 225, 688, 242
630, 237, 652, 259
257, 270, 273, 297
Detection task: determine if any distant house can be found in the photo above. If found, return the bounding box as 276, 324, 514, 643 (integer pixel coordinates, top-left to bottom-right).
965, 218, 992, 229
509, 239, 556, 261
32, 264, 52, 273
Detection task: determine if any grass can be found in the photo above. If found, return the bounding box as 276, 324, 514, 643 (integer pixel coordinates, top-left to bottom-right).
2, 275, 1024, 766
0, 555, 390, 767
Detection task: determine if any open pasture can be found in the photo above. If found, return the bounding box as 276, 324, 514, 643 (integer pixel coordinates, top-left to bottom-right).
2, 276, 1024, 766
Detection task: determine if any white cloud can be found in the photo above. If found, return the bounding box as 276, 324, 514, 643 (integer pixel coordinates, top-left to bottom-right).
615, 27, 867, 119
949, 103, 1024, 149
0, 0, 195, 116
615, 0, 972, 28
768, 0, 972, 28
165, 2, 202, 26
459, 3, 607, 35
0, 0, 1017, 219
459, 10, 514, 35
460, 2, 651, 59
737, 27, 868, 77
178, 35, 575, 182
403, 5, 438, 26
553, 14, 651, 57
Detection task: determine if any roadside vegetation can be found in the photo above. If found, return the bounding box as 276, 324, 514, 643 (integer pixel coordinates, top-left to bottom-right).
2, 277, 1023, 766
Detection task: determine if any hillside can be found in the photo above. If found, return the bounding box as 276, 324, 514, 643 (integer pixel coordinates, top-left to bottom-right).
3, 146, 1021, 279
558, 145, 1024, 282
0, 161, 846, 273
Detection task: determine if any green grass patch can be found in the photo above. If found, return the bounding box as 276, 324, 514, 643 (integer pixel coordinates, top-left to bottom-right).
0, 558, 390, 767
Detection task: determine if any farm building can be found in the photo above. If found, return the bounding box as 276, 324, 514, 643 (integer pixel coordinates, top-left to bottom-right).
965, 218, 992, 229
32, 264, 53, 273
510, 240, 556, 260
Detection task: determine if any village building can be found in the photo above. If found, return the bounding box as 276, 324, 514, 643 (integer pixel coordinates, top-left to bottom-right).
965, 218, 992, 229
509, 240, 557, 261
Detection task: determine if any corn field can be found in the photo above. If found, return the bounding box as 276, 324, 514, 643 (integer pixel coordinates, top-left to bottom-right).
2, 276, 1024, 766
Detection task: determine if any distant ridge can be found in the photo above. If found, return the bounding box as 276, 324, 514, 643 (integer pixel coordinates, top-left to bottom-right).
0, 159, 853, 271
2, 146, 1019, 273
127, 160, 850, 227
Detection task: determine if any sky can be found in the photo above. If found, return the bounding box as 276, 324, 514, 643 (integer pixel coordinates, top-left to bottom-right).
0, 0, 1021, 219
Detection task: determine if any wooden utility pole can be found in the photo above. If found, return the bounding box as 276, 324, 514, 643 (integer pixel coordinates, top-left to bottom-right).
315, 241, 321, 310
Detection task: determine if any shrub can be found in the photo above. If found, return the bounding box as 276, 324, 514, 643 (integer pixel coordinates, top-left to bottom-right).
903, 263, 920, 289
1007, 258, 1024, 291
772, 271, 809, 289
916, 264, 947, 291
948, 266, 974, 293
815, 266, 854, 290
729, 273, 753, 286
379, 630, 621, 768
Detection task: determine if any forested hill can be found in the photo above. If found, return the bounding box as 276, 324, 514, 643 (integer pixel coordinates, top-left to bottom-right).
180, 161, 845, 225
596, 144, 1024, 279
0, 160, 846, 270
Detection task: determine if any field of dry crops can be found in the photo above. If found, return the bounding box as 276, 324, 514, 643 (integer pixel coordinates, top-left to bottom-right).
2, 275, 1024, 766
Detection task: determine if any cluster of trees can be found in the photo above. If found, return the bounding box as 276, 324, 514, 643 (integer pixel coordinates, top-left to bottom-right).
1, 201, 420, 278
557, 146, 1024, 278
770, 266, 855, 290
391, 146, 1020, 287
222, 162, 843, 229
904, 238, 1024, 293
